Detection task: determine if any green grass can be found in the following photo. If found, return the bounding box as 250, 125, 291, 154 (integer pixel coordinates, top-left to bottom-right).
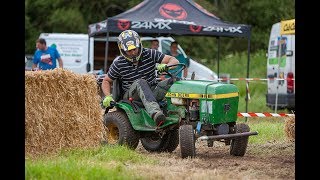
26, 145, 157, 180
213, 50, 267, 78
26, 117, 292, 179
238, 117, 287, 144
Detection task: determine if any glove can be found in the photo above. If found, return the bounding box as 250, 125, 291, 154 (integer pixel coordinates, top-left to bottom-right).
157, 64, 168, 73
103, 95, 114, 108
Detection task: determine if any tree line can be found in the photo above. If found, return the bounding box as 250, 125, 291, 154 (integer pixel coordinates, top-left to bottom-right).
25, 0, 294, 62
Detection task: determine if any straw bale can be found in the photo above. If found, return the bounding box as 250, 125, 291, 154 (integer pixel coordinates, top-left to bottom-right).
25, 68, 107, 157
284, 116, 295, 141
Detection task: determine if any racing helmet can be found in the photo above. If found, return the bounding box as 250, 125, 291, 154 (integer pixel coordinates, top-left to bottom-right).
117, 30, 143, 62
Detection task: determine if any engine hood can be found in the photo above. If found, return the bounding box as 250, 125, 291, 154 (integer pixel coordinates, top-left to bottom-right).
166, 80, 239, 99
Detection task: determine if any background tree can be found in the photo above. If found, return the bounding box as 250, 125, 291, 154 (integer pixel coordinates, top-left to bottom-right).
25, 0, 295, 66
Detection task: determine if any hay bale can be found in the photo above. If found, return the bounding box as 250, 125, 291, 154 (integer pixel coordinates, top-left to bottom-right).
25, 68, 106, 157
284, 116, 295, 141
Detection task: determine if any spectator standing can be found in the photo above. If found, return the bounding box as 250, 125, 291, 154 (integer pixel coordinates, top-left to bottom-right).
167, 41, 189, 78
32, 38, 63, 70
150, 39, 159, 50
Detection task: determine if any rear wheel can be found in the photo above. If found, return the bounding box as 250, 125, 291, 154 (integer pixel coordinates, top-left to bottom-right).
140, 129, 179, 153
179, 125, 196, 158
230, 123, 250, 156
104, 110, 140, 150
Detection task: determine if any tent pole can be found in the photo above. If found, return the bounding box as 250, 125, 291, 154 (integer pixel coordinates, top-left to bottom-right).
245, 32, 251, 122
104, 32, 110, 73
87, 36, 91, 73
217, 37, 220, 80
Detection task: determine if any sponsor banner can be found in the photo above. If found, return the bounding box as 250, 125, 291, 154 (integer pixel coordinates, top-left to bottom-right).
88, 1, 251, 38
280, 19, 295, 35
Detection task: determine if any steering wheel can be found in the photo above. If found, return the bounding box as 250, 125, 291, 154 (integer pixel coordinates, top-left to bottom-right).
158, 63, 186, 79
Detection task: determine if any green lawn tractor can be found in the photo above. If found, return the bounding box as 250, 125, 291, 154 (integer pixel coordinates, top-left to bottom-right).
103, 63, 258, 158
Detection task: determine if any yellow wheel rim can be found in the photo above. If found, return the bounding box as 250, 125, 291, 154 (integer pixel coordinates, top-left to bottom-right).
106, 123, 119, 144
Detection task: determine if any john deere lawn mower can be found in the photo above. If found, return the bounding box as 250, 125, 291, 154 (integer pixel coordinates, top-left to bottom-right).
103, 63, 258, 158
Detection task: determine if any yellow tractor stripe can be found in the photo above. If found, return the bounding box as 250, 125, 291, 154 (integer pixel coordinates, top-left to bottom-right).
165, 92, 238, 99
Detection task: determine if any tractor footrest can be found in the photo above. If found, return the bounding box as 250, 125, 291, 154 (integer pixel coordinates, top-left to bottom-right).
198, 131, 258, 141
134, 116, 180, 131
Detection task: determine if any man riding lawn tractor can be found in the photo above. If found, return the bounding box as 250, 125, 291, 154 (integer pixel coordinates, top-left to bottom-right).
102, 30, 258, 158
101, 29, 179, 127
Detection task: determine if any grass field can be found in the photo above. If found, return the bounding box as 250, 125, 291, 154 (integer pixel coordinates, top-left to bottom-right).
26, 146, 155, 179
26, 116, 294, 179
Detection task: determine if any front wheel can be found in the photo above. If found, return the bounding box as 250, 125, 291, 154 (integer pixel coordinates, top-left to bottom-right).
230, 123, 250, 156
179, 125, 196, 158
163, 129, 179, 152
104, 110, 140, 150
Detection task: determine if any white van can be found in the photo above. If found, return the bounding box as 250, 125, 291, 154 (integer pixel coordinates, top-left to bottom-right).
38, 33, 94, 74
266, 19, 295, 110
141, 36, 218, 81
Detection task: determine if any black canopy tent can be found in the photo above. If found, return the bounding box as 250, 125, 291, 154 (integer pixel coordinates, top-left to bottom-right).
88, 0, 251, 37
88, 0, 252, 112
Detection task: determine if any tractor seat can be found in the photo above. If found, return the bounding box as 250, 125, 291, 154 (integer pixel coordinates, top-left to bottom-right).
112, 78, 123, 102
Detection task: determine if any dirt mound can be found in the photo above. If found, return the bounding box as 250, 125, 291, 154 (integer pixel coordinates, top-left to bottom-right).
135, 140, 295, 179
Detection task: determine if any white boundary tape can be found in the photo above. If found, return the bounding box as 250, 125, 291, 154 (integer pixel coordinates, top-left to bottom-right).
218, 78, 295, 81
238, 112, 295, 117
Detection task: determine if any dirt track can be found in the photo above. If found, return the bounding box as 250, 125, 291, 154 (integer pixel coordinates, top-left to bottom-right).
132, 140, 295, 180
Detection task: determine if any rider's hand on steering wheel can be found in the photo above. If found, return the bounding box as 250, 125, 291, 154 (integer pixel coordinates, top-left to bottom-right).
103, 95, 114, 108
156, 64, 168, 73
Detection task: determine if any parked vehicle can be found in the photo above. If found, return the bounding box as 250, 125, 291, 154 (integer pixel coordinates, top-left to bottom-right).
266, 19, 295, 111
141, 36, 218, 81
187, 58, 217, 80
25, 54, 33, 71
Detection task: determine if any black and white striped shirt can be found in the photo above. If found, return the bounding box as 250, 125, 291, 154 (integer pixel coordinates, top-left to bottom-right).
107, 48, 165, 92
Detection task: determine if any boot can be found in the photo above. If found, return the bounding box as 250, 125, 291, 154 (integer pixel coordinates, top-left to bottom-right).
152, 111, 166, 127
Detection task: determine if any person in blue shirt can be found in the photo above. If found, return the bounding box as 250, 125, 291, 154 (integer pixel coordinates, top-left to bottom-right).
32, 38, 63, 70
166, 41, 189, 78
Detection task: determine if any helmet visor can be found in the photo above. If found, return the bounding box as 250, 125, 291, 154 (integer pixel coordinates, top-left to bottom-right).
127, 44, 137, 51
118, 30, 142, 62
